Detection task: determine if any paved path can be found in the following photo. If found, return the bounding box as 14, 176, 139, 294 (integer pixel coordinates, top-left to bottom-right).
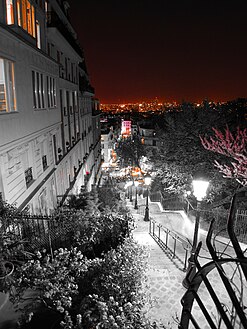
127, 201, 186, 328
127, 198, 247, 329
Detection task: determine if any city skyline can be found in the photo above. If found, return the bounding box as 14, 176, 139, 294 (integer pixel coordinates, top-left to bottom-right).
69, 0, 247, 104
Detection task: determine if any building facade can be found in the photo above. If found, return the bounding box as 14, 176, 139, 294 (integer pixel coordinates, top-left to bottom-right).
138, 123, 159, 147
0, 0, 101, 214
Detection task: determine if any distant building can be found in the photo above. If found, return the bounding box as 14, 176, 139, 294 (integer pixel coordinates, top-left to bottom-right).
0, 0, 101, 214
101, 126, 114, 164
121, 120, 131, 138
100, 116, 121, 165
138, 123, 159, 147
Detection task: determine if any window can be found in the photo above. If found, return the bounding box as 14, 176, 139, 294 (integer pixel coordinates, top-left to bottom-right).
66, 90, 71, 116
36, 20, 41, 49
31, 6, 36, 36
25, 167, 33, 187
57, 51, 60, 63
60, 89, 67, 116
6, 0, 14, 24
71, 63, 74, 82
17, 0, 36, 37
27, 1, 32, 35
47, 43, 54, 57
32, 70, 45, 109
65, 58, 68, 79
40, 140, 48, 170
22, 149, 34, 188
53, 135, 58, 164
0, 58, 16, 113
17, 0, 21, 26
42, 155, 47, 170
38, 0, 43, 10
72, 91, 78, 112
47, 76, 56, 108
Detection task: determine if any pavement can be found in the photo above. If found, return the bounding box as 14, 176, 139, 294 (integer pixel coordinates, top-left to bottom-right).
127, 200, 186, 328
126, 196, 247, 329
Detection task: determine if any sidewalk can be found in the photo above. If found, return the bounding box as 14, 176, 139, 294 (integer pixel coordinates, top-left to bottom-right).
127, 201, 186, 328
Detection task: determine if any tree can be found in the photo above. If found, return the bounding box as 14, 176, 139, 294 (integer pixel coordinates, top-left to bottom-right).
200, 127, 247, 186
115, 136, 145, 168
147, 103, 242, 202
154, 104, 223, 171
151, 163, 192, 197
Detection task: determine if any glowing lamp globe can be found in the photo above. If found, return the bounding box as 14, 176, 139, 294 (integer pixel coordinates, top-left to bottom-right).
144, 174, 151, 186
124, 181, 133, 189
192, 179, 209, 201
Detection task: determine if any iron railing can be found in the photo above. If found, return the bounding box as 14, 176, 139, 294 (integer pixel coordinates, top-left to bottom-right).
149, 219, 191, 272
147, 190, 247, 244
0, 213, 79, 256
179, 193, 247, 329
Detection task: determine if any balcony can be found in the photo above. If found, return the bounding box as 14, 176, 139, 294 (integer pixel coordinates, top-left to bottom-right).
46, 11, 83, 57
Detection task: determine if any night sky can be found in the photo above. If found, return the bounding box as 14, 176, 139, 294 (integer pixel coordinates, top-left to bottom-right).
68, 0, 247, 104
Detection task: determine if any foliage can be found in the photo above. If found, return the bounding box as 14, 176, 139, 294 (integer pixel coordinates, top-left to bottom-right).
78, 238, 150, 328
200, 126, 247, 186
8, 248, 90, 324
151, 163, 192, 198
97, 184, 126, 213
55, 185, 132, 257
0, 198, 32, 291
147, 102, 245, 202
52, 208, 132, 258
154, 104, 224, 173
65, 187, 93, 211
66, 184, 127, 215
115, 136, 145, 168
8, 238, 155, 329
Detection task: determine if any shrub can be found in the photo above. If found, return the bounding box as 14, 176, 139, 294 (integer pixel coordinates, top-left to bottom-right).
8, 238, 154, 329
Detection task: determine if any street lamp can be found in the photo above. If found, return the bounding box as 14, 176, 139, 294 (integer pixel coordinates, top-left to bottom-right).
182, 174, 209, 289
134, 180, 139, 209
124, 181, 132, 199
144, 173, 152, 221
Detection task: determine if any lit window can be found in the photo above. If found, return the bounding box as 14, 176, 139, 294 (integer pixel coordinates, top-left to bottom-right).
6, 0, 14, 24
21, 0, 27, 30
0, 58, 16, 113
26, 1, 32, 34
31, 6, 35, 37
17, 0, 21, 26
17, 0, 36, 37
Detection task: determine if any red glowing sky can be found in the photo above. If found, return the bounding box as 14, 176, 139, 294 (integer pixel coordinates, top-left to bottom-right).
69, 0, 247, 104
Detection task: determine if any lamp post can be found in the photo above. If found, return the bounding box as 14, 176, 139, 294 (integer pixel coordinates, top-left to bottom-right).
124, 181, 132, 199
144, 173, 152, 221
182, 175, 209, 289
129, 182, 133, 202
134, 181, 139, 209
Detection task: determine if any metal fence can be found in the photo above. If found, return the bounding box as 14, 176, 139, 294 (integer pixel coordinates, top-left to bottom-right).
179, 195, 247, 329
187, 208, 247, 243
149, 190, 188, 212
149, 219, 191, 271
148, 191, 247, 244
0, 212, 77, 257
